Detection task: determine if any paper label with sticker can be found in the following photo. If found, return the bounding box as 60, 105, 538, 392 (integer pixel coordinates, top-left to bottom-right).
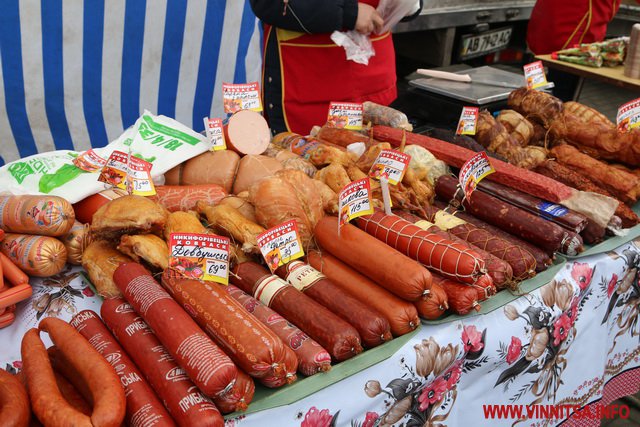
456, 106, 479, 135
222, 82, 262, 113
168, 233, 230, 284
338, 178, 374, 229
98, 151, 130, 190
459, 151, 495, 199
73, 149, 107, 172
257, 220, 305, 272
616, 98, 640, 132
327, 102, 363, 130
203, 117, 226, 151
368, 149, 411, 185
124, 155, 155, 196
524, 61, 547, 89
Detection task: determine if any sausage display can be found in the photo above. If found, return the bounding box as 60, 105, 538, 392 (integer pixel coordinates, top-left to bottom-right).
161, 270, 293, 387
225, 285, 332, 376
307, 251, 419, 337
113, 262, 238, 398
354, 212, 485, 285
38, 317, 126, 427
315, 216, 433, 300
21, 328, 92, 427
435, 176, 584, 255
100, 298, 225, 425
275, 261, 392, 348
232, 262, 363, 362
432, 274, 481, 315
70, 310, 176, 427
0, 368, 30, 427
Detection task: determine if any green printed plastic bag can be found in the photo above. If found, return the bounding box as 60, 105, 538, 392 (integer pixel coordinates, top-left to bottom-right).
0, 111, 210, 204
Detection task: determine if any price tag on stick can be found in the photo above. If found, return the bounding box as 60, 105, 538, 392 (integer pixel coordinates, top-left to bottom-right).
203, 117, 227, 151
257, 220, 305, 272
456, 106, 479, 135
459, 151, 495, 199
168, 233, 230, 284
368, 149, 411, 185
98, 150, 155, 196
616, 98, 640, 132
523, 60, 548, 89
338, 178, 374, 233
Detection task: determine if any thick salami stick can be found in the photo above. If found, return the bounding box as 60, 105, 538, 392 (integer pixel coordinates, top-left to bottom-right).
113, 263, 237, 398
101, 298, 225, 425
416, 206, 536, 281
21, 328, 92, 427
0, 368, 30, 427
477, 180, 588, 233
38, 317, 126, 427
70, 310, 176, 427
435, 176, 584, 255
413, 280, 448, 320
353, 212, 485, 285
373, 125, 617, 228
232, 262, 363, 362
433, 200, 552, 272
225, 285, 332, 376
307, 251, 419, 337
275, 261, 392, 348
393, 211, 513, 290
434, 273, 481, 315
315, 217, 433, 299
161, 271, 293, 388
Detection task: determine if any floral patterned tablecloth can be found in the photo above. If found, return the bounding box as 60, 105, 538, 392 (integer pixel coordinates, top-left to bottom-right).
227, 239, 640, 427
1, 239, 639, 427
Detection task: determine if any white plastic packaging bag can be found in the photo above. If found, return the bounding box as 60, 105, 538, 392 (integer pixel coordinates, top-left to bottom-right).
0, 111, 210, 204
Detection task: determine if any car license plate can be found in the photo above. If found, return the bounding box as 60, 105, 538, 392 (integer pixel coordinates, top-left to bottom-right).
459, 27, 512, 60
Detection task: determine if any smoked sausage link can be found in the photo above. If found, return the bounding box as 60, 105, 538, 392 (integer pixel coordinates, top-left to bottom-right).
231, 261, 363, 362
101, 298, 224, 426
275, 261, 392, 348
38, 317, 126, 427
0, 368, 30, 427
307, 250, 419, 337
315, 216, 433, 301
70, 310, 176, 427
113, 262, 238, 397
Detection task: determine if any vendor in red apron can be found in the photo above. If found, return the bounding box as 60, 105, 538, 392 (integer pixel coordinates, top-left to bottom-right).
526, 0, 622, 101
249, 0, 421, 135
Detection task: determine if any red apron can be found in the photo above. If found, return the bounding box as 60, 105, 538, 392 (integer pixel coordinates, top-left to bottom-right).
265, 0, 397, 135
527, 0, 622, 54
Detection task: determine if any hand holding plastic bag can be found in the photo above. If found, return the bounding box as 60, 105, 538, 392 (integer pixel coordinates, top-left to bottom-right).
332, 0, 421, 65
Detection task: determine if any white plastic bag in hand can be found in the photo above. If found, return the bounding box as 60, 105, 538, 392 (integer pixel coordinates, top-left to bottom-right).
331, 30, 375, 65
377, 0, 422, 33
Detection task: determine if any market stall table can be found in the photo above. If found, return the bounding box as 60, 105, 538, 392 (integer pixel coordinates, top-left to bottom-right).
536, 54, 640, 100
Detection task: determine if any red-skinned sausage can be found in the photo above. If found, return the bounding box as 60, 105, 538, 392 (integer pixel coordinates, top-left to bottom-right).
275, 261, 392, 348
0, 368, 30, 427
225, 285, 332, 376
70, 310, 176, 427
307, 250, 420, 337
161, 270, 292, 388
231, 262, 363, 362
315, 216, 433, 300
113, 263, 237, 398
100, 298, 224, 426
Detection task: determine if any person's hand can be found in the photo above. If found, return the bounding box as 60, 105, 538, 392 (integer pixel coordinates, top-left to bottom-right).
355, 3, 384, 35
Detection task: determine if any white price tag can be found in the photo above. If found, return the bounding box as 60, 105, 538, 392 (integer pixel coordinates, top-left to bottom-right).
456, 106, 479, 135
338, 178, 374, 230
203, 117, 226, 151
257, 220, 305, 272
617, 98, 640, 132
524, 61, 547, 89
222, 82, 262, 113
169, 233, 230, 284
459, 152, 495, 199
327, 102, 363, 130
368, 149, 411, 185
